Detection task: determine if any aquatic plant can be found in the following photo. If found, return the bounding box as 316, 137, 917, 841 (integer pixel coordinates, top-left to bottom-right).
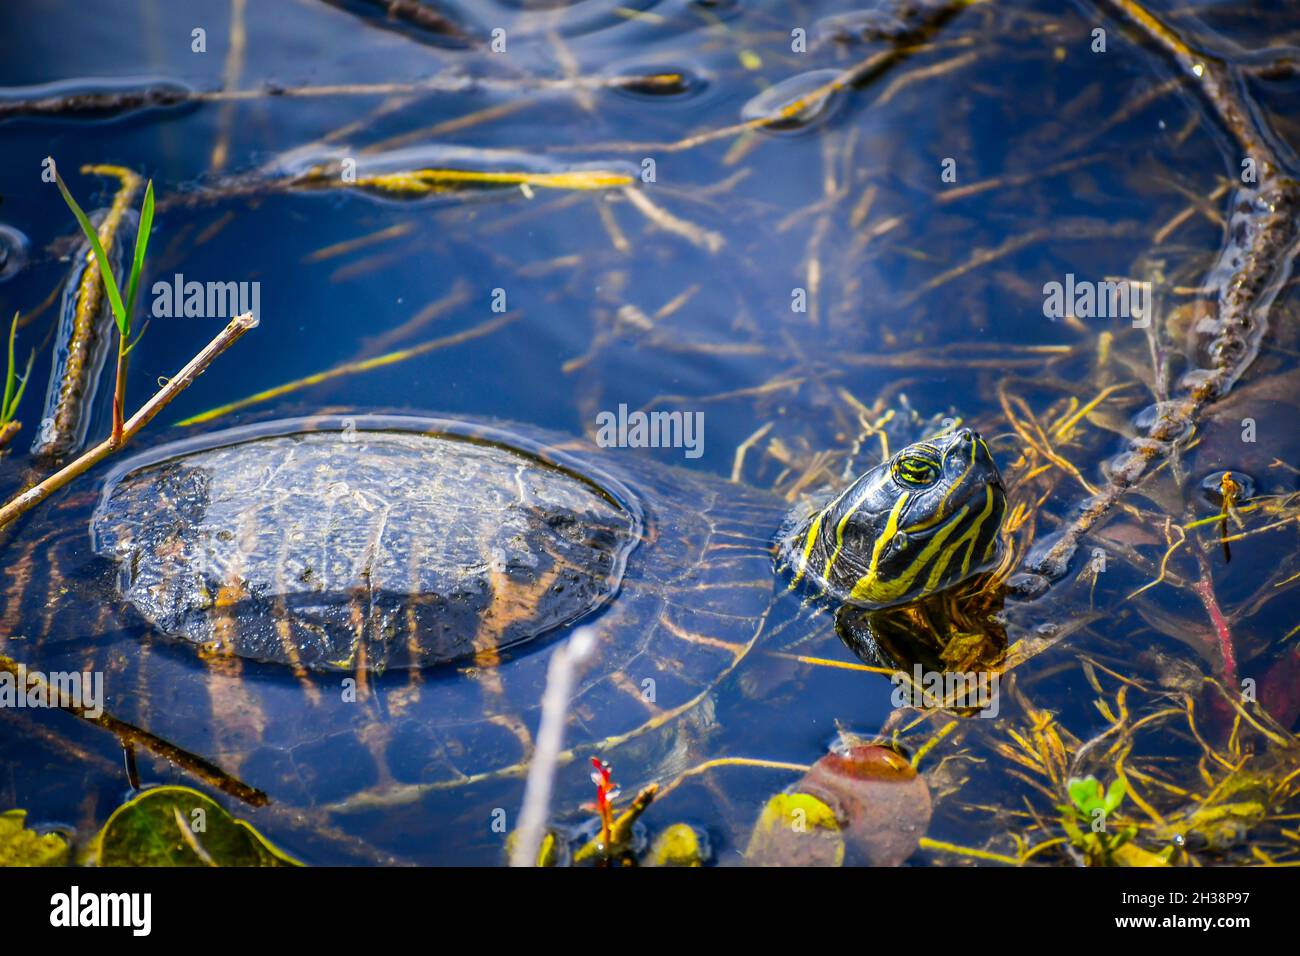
0, 809, 69, 866
589, 757, 617, 850
0, 164, 256, 531
96, 786, 297, 866
0, 312, 34, 449
52, 163, 154, 446
1059, 775, 1137, 866
569, 760, 658, 865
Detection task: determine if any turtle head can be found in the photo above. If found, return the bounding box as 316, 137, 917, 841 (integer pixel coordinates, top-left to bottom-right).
782, 428, 1006, 608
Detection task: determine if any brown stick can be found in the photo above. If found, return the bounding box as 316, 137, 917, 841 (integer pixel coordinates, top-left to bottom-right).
0, 654, 267, 806
0, 73, 689, 122
1023, 1, 1300, 583
0, 312, 258, 531
0, 420, 19, 451
1106, 0, 1280, 171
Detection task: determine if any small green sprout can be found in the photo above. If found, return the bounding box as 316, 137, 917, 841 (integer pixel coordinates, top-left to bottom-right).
1059, 775, 1141, 865
52, 161, 155, 443
1068, 775, 1126, 823
1, 312, 35, 430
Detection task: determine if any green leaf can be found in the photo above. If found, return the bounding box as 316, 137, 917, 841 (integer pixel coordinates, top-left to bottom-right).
1103, 778, 1127, 817
121, 319, 151, 357
122, 179, 154, 336
648, 823, 707, 867
0, 809, 70, 866
53, 167, 127, 336
96, 786, 301, 867
6, 348, 34, 425
1068, 775, 1104, 816
2, 313, 18, 423
2, 340, 35, 426
745, 792, 844, 867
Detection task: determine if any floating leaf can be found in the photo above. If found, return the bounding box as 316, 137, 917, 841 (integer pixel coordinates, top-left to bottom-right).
1111, 842, 1172, 867
648, 823, 709, 867
0, 809, 70, 866
745, 792, 844, 867
96, 786, 300, 867
796, 744, 932, 865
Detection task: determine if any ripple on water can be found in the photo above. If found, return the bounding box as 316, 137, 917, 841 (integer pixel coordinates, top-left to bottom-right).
610, 64, 706, 100
485, 0, 672, 40
0, 76, 193, 120
0, 224, 29, 282
1132, 401, 1194, 443
740, 69, 845, 133
1200, 470, 1256, 506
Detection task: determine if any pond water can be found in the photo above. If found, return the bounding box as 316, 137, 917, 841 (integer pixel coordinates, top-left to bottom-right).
1, 0, 1298, 866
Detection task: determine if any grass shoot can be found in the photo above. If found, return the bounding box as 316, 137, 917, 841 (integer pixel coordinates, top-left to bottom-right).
52, 161, 155, 445
0, 312, 35, 449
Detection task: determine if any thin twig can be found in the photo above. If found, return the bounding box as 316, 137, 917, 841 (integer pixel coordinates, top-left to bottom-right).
510, 628, 598, 868
0, 73, 689, 121
0, 653, 266, 806
0, 312, 258, 531
178, 311, 518, 427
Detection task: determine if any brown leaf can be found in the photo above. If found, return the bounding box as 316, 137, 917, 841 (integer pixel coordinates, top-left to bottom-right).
796, 744, 932, 866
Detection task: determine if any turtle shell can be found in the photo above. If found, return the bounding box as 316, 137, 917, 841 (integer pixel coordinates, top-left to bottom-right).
90, 419, 644, 672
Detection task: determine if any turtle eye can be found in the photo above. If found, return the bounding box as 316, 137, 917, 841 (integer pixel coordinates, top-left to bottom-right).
892, 453, 940, 488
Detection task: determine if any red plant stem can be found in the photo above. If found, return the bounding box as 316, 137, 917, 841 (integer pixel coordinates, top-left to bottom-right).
591, 758, 614, 848
112, 345, 127, 445
1192, 556, 1236, 687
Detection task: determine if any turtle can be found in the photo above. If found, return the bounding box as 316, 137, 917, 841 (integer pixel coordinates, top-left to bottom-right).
0, 412, 1006, 863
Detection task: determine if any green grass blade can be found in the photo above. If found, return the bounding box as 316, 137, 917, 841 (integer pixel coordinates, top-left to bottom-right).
122, 179, 154, 334
122, 319, 151, 357
53, 168, 128, 336
7, 348, 35, 423
2, 313, 17, 422
1, 315, 34, 425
